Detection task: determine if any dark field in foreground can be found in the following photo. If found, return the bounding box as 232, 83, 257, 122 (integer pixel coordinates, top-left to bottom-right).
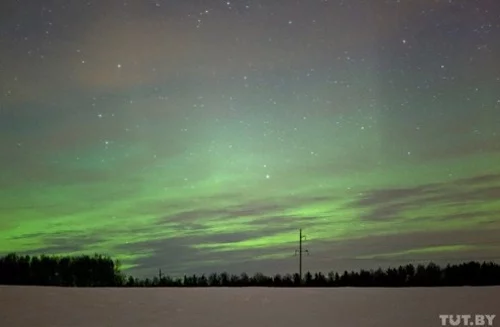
1, 286, 499, 327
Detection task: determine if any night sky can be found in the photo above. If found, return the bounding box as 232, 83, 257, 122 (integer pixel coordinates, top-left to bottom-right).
1, 0, 500, 277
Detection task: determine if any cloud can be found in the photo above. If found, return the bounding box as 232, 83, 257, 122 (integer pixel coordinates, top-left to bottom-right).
118, 230, 297, 276
454, 173, 500, 186
155, 192, 336, 226
352, 173, 500, 221
356, 184, 440, 207
304, 227, 500, 268
12, 232, 104, 256
117, 226, 500, 277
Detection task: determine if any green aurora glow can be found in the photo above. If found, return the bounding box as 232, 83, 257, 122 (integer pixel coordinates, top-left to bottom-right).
1, 0, 500, 276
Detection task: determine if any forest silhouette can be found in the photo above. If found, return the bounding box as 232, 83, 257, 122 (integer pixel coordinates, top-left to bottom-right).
1, 253, 500, 287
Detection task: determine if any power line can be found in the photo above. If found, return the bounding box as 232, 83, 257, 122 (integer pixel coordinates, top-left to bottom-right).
294, 228, 309, 283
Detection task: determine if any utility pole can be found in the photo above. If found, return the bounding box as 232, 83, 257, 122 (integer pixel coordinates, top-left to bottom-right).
294, 229, 309, 283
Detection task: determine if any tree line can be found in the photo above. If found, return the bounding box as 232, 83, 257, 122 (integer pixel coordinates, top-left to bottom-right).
0, 253, 124, 287
1, 253, 500, 287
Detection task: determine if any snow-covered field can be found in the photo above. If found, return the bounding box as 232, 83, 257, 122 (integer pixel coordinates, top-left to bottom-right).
1, 286, 499, 327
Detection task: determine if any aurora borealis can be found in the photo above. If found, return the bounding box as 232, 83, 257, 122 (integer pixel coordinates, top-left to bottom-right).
1, 0, 500, 277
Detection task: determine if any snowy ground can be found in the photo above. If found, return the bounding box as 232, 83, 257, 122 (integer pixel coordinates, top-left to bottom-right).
1, 286, 499, 327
